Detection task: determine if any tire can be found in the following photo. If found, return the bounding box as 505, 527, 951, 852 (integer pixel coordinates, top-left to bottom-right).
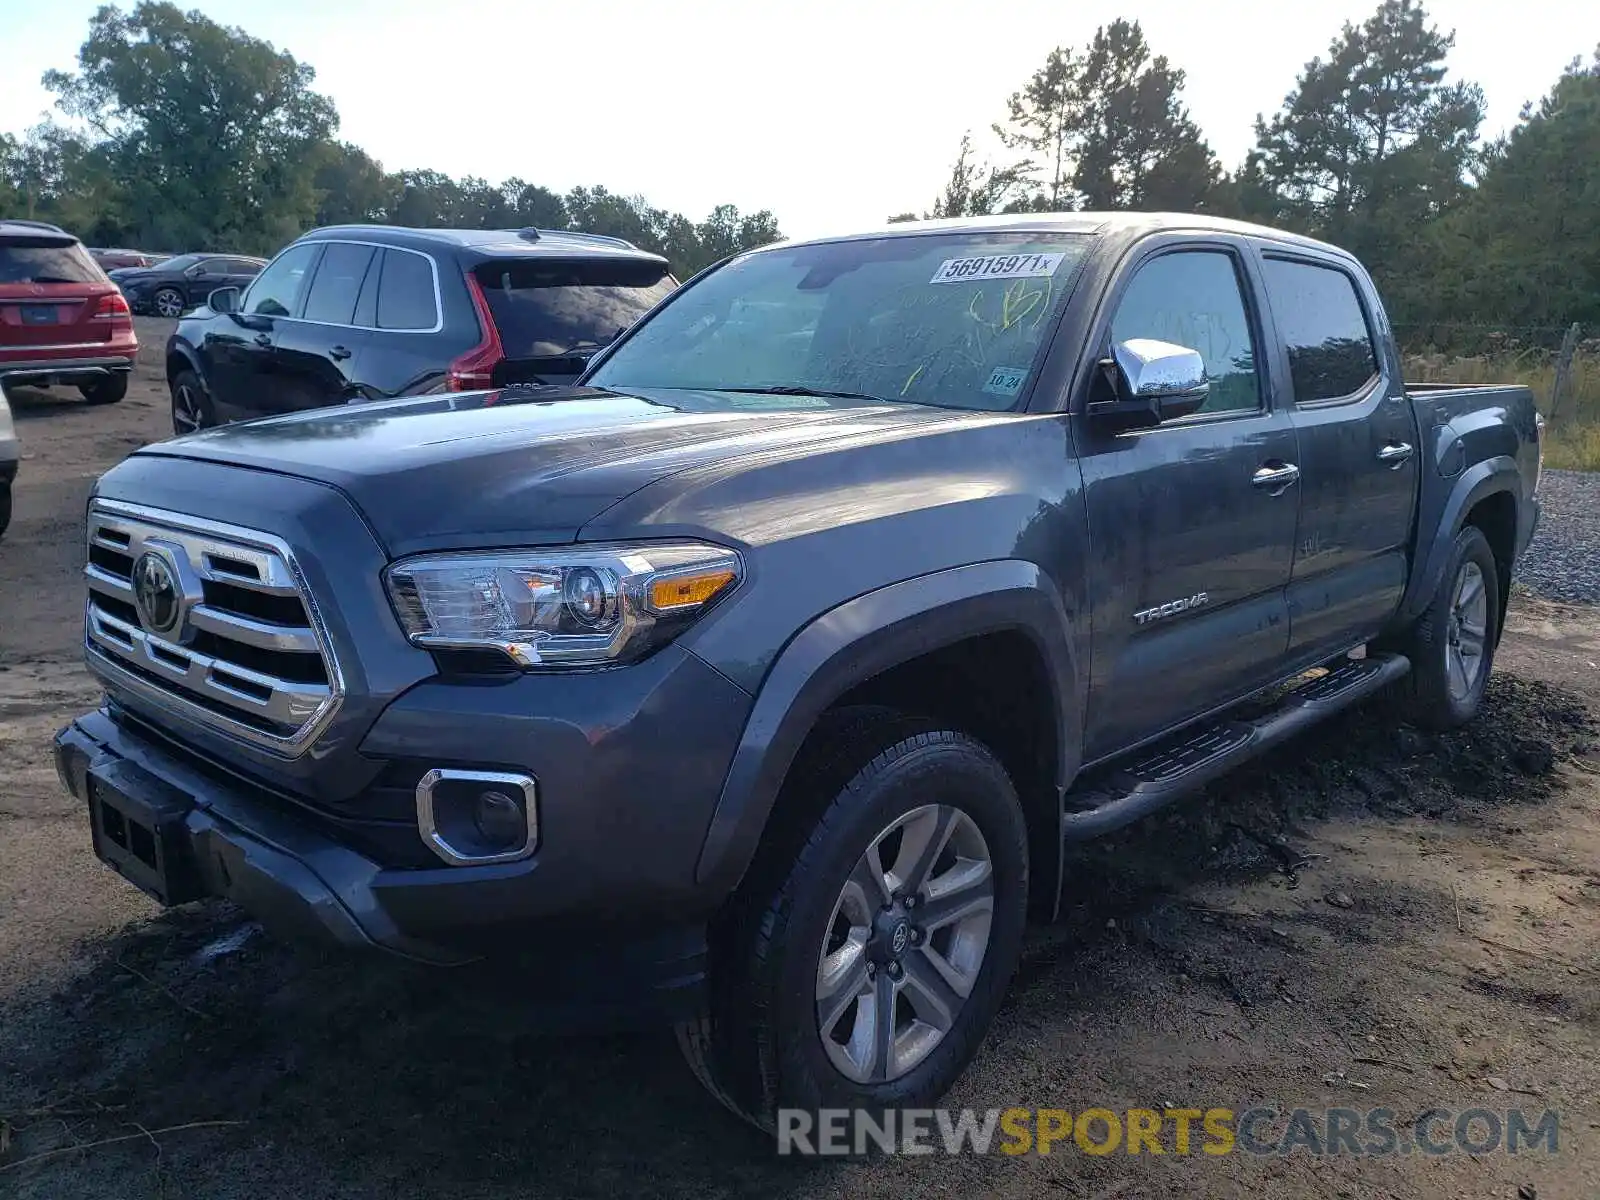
0, 482, 11, 542
169, 369, 215, 435
679, 708, 1029, 1133
1386, 524, 1500, 731
154, 287, 186, 318
79, 374, 128, 405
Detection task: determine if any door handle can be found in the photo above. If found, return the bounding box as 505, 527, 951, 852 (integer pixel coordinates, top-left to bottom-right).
328, 345, 352, 362
1252, 462, 1300, 494
253, 333, 272, 348
1377, 441, 1414, 468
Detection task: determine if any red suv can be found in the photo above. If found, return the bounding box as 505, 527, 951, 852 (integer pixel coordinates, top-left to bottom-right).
0, 220, 137, 405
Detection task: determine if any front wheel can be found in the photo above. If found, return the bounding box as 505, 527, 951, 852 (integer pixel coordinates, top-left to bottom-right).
170, 369, 215, 434
679, 711, 1029, 1131
1387, 524, 1500, 730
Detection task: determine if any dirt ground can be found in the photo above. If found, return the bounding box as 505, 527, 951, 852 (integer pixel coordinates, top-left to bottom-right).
1, 318, 1598, 1198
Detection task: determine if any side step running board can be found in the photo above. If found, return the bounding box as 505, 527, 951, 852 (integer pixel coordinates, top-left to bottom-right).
1060, 652, 1410, 841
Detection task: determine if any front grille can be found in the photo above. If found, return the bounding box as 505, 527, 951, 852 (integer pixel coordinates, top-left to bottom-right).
83, 499, 342, 757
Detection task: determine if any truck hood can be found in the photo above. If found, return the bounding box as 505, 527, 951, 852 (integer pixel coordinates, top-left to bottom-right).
133, 385, 957, 554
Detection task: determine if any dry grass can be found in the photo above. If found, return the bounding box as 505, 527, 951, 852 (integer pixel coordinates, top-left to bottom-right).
1404, 347, 1600, 471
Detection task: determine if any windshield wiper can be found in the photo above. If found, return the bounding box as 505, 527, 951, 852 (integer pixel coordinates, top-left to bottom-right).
720, 385, 897, 405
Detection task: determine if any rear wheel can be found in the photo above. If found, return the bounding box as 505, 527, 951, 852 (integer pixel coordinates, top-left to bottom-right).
79, 374, 128, 405
678, 710, 1029, 1131
0, 481, 11, 541
1385, 524, 1500, 730
170, 369, 214, 434
154, 287, 185, 318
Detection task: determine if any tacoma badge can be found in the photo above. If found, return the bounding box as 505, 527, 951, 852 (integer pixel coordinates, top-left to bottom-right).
1134, 592, 1210, 625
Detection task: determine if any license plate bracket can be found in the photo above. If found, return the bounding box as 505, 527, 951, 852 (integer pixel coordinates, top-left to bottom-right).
87, 759, 205, 906
20, 304, 59, 325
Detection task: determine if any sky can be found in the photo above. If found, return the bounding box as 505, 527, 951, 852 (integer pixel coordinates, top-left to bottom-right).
1, 0, 1596, 241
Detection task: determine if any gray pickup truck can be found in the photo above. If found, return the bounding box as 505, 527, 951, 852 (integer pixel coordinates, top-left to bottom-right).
55, 213, 1541, 1129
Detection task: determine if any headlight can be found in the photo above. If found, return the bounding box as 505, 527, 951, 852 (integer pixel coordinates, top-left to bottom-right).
384, 541, 742, 669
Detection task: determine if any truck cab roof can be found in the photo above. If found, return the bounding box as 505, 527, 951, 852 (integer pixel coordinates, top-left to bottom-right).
779, 210, 1355, 261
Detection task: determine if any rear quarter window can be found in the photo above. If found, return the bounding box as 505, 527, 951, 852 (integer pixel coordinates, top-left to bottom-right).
0, 239, 105, 285
1261, 257, 1379, 402
375, 249, 439, 331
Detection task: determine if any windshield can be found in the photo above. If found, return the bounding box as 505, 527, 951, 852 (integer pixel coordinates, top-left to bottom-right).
475, 260, 675, 358
587, 231, 1092, 410
156, 254, 204, 273
0, 239, 105, 285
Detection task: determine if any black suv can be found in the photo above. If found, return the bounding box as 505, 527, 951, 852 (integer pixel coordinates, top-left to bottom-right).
164, 226, 677, 434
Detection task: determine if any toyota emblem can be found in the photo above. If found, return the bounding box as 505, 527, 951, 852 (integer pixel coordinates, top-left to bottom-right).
131, 551, 182, 636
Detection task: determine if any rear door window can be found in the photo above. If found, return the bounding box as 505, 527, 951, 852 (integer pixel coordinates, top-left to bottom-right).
1261, 258, 1379, 402
375, 249, 439, 331
244, 243, 319, 317
0, 239, 104, 285
301, 242, 376, 325
474, 260, 674, 358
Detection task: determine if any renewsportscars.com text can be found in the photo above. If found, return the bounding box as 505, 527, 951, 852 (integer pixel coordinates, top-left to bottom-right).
777, 1105, 1561, 1157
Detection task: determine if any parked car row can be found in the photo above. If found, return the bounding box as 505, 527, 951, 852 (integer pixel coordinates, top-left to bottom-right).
110, 253, 267, 317
89, 247, 170, 271
0, 217, 684, 446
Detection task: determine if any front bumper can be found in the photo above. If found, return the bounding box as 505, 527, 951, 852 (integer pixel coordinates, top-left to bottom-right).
55, 709, 714, 1023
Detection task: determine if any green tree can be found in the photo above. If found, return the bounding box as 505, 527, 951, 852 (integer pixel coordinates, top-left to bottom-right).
992, 21, 1216, 212
1249, 0, 1483, 304
1437, 48, 1600, 329
503, 179, 568, 229
1071, 20, 1219, 210
928, 132, 1026, 217
312, 141, 395, 226
995, 47, 1080, 209
43, 1, 337, 253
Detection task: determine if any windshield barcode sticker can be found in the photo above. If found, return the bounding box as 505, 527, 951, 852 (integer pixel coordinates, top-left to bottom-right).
982, 366, 1029, 397
930, 252, 1065, 285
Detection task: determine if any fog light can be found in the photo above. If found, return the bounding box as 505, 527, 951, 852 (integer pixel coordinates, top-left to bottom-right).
473, 789, 526, 849
416, 769, 539, 867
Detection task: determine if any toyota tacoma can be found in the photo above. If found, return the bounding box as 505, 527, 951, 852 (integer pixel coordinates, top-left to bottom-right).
55, 213, 1542, 1129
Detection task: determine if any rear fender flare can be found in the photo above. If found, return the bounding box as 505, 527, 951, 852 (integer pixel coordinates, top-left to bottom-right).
1397, 455, 1520, 625
693, 559, 1079, 895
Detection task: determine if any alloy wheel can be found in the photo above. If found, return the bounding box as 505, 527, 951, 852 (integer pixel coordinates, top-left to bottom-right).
155, 289, 184, 318
172, 382, 204, 433
1445, 560, 1488, 701
815, 803, 994, 1084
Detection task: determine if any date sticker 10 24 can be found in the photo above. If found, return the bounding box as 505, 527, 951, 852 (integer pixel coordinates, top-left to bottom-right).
930, 252, 1065, 285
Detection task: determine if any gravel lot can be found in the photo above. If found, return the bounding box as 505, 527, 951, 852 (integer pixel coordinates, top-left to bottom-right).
1, 321, 1598, 1198
1518, 468, 1600, 604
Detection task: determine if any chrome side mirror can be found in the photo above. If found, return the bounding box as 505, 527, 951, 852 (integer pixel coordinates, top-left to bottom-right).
1088, 338, 1210, 426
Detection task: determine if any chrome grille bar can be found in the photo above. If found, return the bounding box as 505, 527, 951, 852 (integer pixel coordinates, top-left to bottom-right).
82, 499, 344, 757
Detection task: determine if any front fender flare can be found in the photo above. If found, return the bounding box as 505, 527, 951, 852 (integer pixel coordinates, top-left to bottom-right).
1398, 455, 1521, 625
693, 559, 1079, 895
